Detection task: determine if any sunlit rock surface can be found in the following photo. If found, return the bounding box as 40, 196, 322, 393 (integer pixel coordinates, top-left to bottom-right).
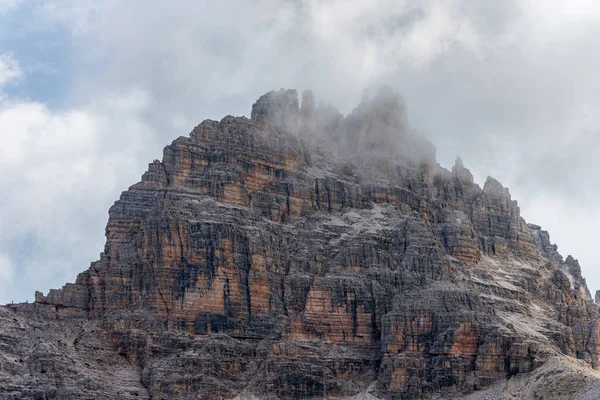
2, 88, 600, 400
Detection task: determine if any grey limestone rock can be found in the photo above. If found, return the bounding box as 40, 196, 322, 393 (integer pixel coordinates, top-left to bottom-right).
2, 88, 600, 400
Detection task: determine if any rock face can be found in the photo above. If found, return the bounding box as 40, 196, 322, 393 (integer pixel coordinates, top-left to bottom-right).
2, 88, 600, 400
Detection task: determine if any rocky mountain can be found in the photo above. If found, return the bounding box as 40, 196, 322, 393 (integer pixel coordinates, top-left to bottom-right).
2, 88, 600, 399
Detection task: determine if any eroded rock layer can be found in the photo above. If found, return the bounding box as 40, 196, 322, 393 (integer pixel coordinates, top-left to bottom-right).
2, 88, 600, 400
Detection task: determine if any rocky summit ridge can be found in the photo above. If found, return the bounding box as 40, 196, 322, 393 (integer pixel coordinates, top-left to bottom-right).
2, 88, 600, 399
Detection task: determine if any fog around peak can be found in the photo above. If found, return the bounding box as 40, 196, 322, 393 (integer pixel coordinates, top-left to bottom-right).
251, 87, 436, 165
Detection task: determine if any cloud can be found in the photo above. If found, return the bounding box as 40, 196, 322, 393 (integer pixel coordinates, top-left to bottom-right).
0, 0, 23, 14
305, 1, 484, 71
33, 0, 99, 37
0, 57, 156, 302
2, 1, 600, 302
38, 1, 504, 117
0, 53, 21, 89
0, 253, 13, 282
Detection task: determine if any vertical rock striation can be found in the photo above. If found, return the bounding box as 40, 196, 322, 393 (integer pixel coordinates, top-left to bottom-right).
2, 88, 600, 400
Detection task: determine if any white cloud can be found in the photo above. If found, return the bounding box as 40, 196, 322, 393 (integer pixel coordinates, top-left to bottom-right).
306, 0, 483, 72
0, 0, 23, 14
0, 65, 156, 302
34, 0, 99, 36
0, 253, 13, 282
0, 53, 22, 89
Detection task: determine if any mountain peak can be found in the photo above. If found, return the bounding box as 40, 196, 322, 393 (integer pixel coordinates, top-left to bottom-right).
2, 89, 600, 399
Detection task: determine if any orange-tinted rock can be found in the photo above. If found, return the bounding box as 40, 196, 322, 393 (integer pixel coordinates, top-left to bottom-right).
4, 88, 600, 399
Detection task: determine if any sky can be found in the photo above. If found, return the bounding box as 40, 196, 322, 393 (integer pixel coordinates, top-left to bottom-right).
1, 0, 600, 304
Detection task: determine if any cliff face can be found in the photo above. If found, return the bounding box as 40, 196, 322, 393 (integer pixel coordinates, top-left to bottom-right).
2, 88, 600, 400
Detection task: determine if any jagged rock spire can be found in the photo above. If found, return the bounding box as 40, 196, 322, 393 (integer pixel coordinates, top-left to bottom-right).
3, 88, 600, 399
